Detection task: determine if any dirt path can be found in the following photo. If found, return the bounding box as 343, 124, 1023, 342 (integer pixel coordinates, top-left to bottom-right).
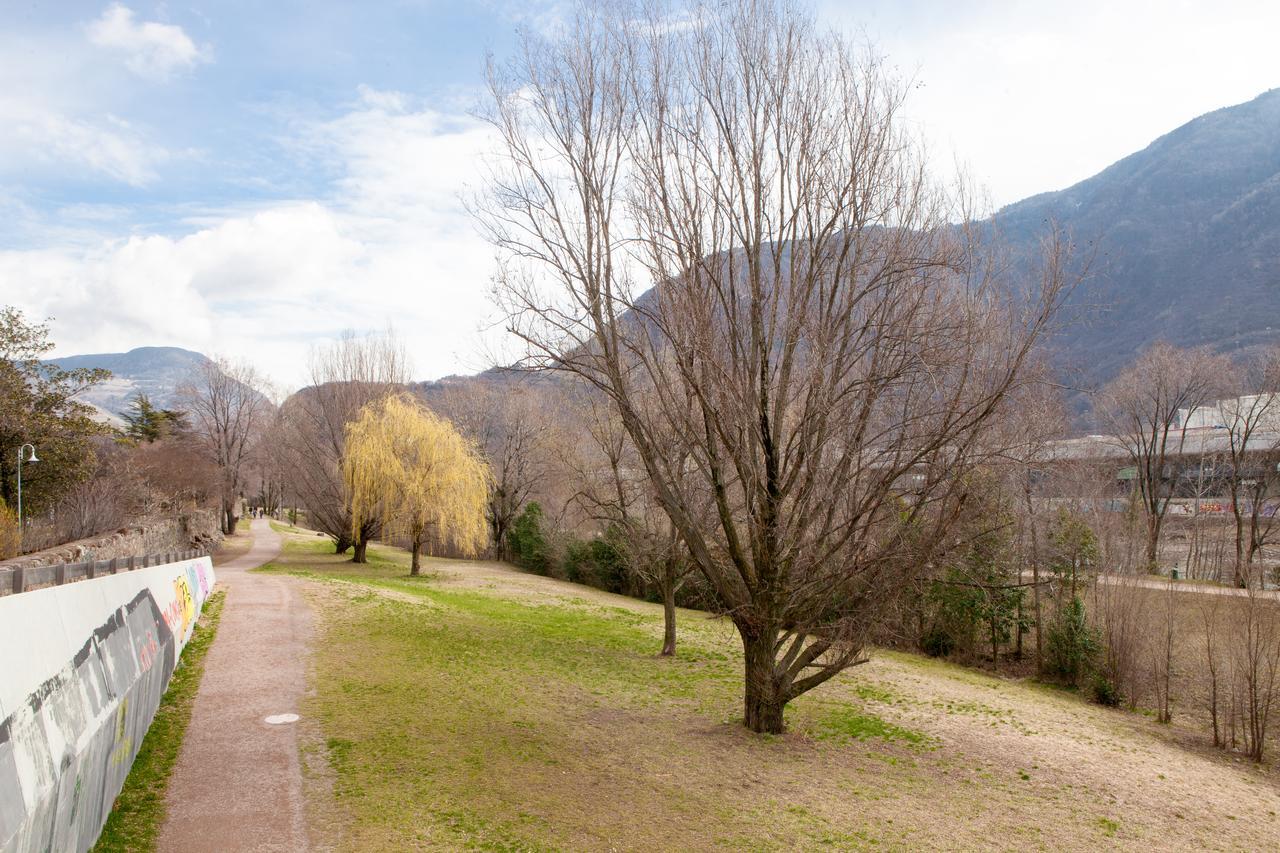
1022, 569, 1280, 600
158, 518, 313, 853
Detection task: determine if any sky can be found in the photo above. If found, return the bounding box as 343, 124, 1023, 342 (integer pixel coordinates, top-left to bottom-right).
2, 0, 1278, 390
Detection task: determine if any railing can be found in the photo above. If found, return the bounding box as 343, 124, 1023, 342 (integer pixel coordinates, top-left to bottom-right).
0, 548, 209, 597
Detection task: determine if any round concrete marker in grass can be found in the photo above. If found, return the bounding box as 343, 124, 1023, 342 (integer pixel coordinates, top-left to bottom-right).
264, 713, 299, 725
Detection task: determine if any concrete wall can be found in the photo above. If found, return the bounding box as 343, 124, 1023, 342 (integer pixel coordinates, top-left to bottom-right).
0, 555, 216, 853
1, 510, 221, 572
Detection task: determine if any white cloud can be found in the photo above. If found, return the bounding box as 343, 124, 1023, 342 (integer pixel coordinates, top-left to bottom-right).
0, 98, 166, 185
820, 0, 1280, 208
86, 4, 209, 80
0, 24, 174, 186
1, 89, 503, 388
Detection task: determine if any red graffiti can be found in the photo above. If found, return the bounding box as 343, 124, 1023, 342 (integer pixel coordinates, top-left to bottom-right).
136, 629, 159, 673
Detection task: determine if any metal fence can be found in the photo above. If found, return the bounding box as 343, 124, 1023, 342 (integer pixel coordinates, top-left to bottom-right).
0, 549, 209, 597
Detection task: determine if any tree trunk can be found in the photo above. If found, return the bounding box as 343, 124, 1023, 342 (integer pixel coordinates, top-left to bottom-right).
660, 576, 677, 657
223, 501, 238, 536
334, 533, 352, 555
411, 536, 422, 576
1014, 596, 1023, 661
352, 537, 369, 564
1026, 483, 1042, 669
493, 520, 509, 562
1145, 515, 1161, 575
742, 631, 786, 734
1231, 483, 1248, 588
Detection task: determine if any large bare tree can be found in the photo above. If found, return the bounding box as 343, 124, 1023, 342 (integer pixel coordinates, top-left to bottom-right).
278, 331, 409, 562
1221, 348, 1280, 585
479, 1, 1073, 732
182, 358, 272, 535
1098, 342, 1223, 576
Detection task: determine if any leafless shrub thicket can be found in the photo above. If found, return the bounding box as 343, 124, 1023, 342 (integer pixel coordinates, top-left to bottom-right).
433, 378, 554, 561
1199, 591, 1280, 761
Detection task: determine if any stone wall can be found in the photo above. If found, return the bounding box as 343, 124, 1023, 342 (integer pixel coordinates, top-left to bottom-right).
0, 510, 222, 571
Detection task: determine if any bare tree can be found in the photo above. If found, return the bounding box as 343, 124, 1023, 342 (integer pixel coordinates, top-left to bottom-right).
1151, 573, 1175, 723
1198, 594, 1225, 747
1229, 590, 1280, 761
278, 331, 409, 562
1098, 342, 1223, 575
993, 373, 1069, 668
569, 391, 700, 656
251, 410, 291, 517
435, 377, 552, 560
1221, 348, 1280, 586
479, 1, 1074, 732
1090, 579, 1148, 709
182, 358, 272, 535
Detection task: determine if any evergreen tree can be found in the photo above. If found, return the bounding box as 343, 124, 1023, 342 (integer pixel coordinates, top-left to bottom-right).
121, 394, 187, 443
0, 306, 110, 516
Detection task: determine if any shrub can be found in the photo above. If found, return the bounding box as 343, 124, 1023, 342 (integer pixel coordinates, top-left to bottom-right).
1045, 596, 1101, 685
1090, 672, 1123, 707
564, 531, 628, 594
0, 500, 17, 559
508, 502, 552, 575
920, 624, 956, 659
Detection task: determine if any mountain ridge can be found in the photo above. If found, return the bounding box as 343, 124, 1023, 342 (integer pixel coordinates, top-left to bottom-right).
996, 87, 1280, 383
47, 88, 1280, 405
45, 346, 213, 425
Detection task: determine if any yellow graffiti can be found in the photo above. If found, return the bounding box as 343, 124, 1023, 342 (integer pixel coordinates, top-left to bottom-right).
115, 698, 128, 740
173, 575, 195, 640
110, 736, 134, 766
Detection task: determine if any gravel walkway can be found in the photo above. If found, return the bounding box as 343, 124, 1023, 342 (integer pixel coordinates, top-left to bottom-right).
158, 518, 313, 852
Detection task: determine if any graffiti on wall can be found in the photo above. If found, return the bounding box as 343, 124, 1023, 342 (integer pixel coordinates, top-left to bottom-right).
0, 556, 215, 853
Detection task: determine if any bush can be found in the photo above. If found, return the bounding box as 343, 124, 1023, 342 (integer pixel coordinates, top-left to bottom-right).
0, 500, 18, 559
920, 625, 956, 659
1044, 596, 1101, 685
508, 502, 552, 575
563, 531, 628, 594
1090, 672, 1123, 707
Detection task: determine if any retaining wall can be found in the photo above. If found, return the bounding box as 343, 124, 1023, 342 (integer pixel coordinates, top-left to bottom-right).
0, 555, 217, 853
1, 511, 221, 572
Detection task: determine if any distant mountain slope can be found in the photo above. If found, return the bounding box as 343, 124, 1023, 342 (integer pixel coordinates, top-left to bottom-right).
46, 346, 212, 424
998, 87, 1280, 384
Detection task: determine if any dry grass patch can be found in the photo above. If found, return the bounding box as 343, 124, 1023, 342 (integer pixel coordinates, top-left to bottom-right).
260, 532, 1280, 851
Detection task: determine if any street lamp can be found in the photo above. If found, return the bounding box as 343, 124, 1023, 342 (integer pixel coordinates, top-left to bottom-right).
16, 443, 39, 532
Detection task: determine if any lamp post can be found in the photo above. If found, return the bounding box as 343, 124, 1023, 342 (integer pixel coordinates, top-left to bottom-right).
16, 443, 39, 532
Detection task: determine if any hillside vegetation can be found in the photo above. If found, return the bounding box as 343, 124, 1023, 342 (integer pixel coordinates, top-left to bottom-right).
259, 528, 1280, 851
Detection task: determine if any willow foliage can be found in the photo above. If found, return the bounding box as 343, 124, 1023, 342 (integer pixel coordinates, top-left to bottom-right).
343, 393, 491, 562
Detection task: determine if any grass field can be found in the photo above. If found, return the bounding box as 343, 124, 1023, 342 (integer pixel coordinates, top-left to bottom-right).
93, 591, 227, 852
259, 532, 1280, 851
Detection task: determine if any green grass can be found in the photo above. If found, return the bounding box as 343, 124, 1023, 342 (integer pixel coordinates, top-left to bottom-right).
812, 706, 933, 747
93, 591, 226, 852
256, 533, 1276, 850
251, 538, 971, 849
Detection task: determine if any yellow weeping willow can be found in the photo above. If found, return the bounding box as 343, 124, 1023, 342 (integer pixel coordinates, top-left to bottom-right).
342, 393, 491, 574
